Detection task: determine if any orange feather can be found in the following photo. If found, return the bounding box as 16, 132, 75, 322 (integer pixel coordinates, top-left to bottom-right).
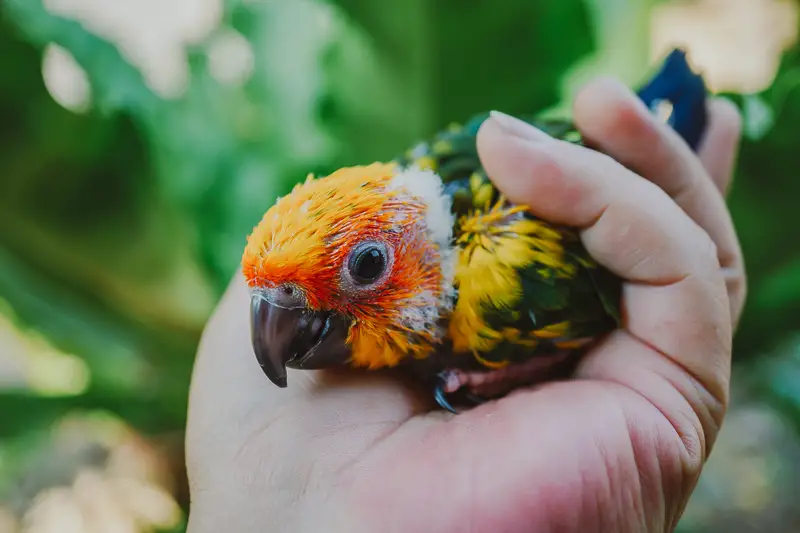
242, 163, 448, 368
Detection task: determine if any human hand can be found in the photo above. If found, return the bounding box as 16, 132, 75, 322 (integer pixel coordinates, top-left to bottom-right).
185, 79, 744, 533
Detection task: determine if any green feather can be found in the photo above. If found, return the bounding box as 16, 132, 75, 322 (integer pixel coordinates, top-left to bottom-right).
394, 112, 623, 371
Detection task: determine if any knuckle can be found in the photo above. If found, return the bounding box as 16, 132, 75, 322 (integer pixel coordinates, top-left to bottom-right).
611, 101, 658, 143
530, 155, 585, 212
579, 83, 663, 149
528, 149, 566, 184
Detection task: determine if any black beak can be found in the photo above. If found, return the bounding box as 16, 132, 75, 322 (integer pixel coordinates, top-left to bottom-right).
250, 296, 351, 388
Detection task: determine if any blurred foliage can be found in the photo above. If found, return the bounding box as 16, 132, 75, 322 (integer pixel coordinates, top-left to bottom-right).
727, 49, 800, 358
0, 0, 596, 526
0, 0, 799, 530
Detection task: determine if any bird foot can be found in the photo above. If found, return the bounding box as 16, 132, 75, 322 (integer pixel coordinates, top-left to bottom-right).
433, 375, 458, 413
433, 371, 489, 414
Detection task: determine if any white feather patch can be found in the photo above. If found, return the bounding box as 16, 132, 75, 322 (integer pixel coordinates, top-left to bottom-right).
389, 166, 454, 248
389, 166, 458, 338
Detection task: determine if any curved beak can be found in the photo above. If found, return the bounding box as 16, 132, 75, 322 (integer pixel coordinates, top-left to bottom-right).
250, 296, 351, 388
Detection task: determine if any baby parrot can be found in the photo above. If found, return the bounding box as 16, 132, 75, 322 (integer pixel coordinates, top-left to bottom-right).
242, 49, 709, 412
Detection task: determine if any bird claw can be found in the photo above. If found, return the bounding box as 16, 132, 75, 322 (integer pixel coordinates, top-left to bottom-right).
434, 372, 458, 414
433, 372, 490, 413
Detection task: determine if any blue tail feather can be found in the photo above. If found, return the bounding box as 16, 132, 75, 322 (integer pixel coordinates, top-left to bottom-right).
636, 48, 709, 152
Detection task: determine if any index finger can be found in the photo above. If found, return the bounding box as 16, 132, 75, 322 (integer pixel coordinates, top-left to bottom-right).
476, 115, 731, 456
569, 81, 745, 324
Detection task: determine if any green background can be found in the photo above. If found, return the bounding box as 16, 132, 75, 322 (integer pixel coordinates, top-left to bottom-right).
1, 0, 799, 531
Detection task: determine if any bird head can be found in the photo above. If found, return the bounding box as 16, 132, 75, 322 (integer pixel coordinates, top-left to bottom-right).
242, 162, 456, 387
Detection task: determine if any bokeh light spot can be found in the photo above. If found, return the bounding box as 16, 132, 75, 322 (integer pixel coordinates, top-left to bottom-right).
41, 44, 91, 113
42, 0, 224, 99
0, 307, 90, 396
208, 30, 255, 87
651, 0, 799, 93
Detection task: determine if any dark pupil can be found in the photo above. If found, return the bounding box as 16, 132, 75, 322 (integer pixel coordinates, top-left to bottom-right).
352, 247, 385, 284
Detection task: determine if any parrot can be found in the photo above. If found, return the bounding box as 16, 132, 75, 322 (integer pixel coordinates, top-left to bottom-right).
241, 48, 709, 413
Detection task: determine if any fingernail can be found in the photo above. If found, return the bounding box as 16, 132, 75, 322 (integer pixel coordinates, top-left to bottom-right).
489, 110, 550, 141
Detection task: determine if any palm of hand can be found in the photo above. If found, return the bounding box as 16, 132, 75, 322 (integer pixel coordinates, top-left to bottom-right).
186, 80, 744, 533
187, 278, 703, 533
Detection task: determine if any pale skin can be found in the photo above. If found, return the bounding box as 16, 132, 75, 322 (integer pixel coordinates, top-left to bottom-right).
185, 79, 746, 533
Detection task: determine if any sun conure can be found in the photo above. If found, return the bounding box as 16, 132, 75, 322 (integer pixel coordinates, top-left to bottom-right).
241, 48, 709, 412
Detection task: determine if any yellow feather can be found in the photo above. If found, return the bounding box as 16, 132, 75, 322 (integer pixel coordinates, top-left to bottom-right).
348, 322, 433, 368
472, 350, 510, 369
414, 156, 437, 171
432, 140, 452, 154
532, 321, 570, 338
555, 339, 593, 350
449, 201, 574, 358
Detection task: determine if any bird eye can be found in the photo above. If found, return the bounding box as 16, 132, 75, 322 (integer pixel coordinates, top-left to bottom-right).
348, 242, 388, 285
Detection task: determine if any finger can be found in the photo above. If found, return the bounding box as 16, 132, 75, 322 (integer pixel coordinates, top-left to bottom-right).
571, 79, 742, 267
476, 116, 731, 444
576, 329, 727, 466
697, 98, 746, 324
477, 114, 718, 277
698, 98, 743, 194
570, 80, 746, 323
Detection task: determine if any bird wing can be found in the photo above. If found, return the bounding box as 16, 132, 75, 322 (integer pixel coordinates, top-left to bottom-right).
394, 116, 621, 369
447, 201, 621, 368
